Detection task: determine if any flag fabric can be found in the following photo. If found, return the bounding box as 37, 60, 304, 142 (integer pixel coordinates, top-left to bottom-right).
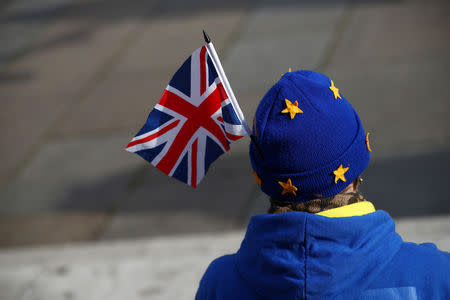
125, 45, 247, 187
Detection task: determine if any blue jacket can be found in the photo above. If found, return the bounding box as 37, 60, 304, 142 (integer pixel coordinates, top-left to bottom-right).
196, 211, 450, 299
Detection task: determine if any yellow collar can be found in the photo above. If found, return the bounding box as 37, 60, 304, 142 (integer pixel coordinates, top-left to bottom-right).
316, 201, 376, 218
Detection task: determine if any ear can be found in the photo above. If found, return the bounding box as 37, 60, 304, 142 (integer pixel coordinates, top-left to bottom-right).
352, 177, 361, 192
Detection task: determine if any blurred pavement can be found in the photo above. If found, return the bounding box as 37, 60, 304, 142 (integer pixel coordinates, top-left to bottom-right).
0, 0, 449, 260
0, 0, 449, 298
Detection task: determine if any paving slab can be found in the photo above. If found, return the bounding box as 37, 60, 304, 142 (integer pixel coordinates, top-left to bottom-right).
0, 232, 242, 300
0, 3, 147, 97
360, 150, 450, 217
100, 212, 233, 241
0, 0, 74, 68
101, 152, 257, 239
0, 213, 108, 248
114, 11, 247, 74
0, 0, 161, 189
395, 214, 450, 246
223, 1, 346, 93
52, 8, 251, 137
0, 135, 140, 215
52, 71, 169, 137
116, 152, 254, 218
327, 0, 450, 67
0, 91, 71, 192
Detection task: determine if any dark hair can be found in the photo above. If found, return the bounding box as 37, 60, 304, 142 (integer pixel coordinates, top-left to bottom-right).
268, 177, 362, 214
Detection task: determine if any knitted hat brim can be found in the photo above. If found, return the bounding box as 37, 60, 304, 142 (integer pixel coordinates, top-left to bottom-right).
250, 111, 370, 202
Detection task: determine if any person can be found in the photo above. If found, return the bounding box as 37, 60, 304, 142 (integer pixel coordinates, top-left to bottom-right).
195, 70, 450, 299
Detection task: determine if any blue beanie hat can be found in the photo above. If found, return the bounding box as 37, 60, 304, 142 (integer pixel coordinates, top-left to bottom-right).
249, 70, 371, 202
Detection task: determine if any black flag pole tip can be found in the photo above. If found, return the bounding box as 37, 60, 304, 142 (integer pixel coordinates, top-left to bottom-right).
203, 30, 211, 43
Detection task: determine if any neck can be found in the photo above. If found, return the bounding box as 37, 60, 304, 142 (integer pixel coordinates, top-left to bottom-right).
269, 192, 366, 214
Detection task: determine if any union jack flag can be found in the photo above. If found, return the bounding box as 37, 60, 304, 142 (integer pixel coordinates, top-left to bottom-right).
126, 46, 247, 187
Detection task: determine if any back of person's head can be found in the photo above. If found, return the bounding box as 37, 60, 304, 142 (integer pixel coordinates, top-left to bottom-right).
249, 70, 371, 211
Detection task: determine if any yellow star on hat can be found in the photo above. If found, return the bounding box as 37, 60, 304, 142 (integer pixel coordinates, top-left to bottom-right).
252, 171, 262, 187
366, 132, 372, 152
329, 80, 342, 100
281, 67, 292, 77
333, 164, 349, 183
253, 118, 258, 137
281, 99, 303, 119
278, 178, 298, 196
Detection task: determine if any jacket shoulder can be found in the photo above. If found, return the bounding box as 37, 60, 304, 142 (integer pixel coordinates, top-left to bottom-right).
399, 241, 450, 269
196, 254, 261, 300
202, 254, 237, 282
195, 254, 236, 300
371, 241, 450, 299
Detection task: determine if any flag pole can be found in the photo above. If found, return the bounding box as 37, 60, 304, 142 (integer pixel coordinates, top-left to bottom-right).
203, 30, 264, 160
202, 30, 252, 136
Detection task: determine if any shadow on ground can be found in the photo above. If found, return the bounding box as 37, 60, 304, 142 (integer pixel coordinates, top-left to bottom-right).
2, 0, 400, 24
361, 149, 450, 217
1, 146, 448, 247
58, 152, 254, 217
0, 0, 402, 83
45, 148, 450, 219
